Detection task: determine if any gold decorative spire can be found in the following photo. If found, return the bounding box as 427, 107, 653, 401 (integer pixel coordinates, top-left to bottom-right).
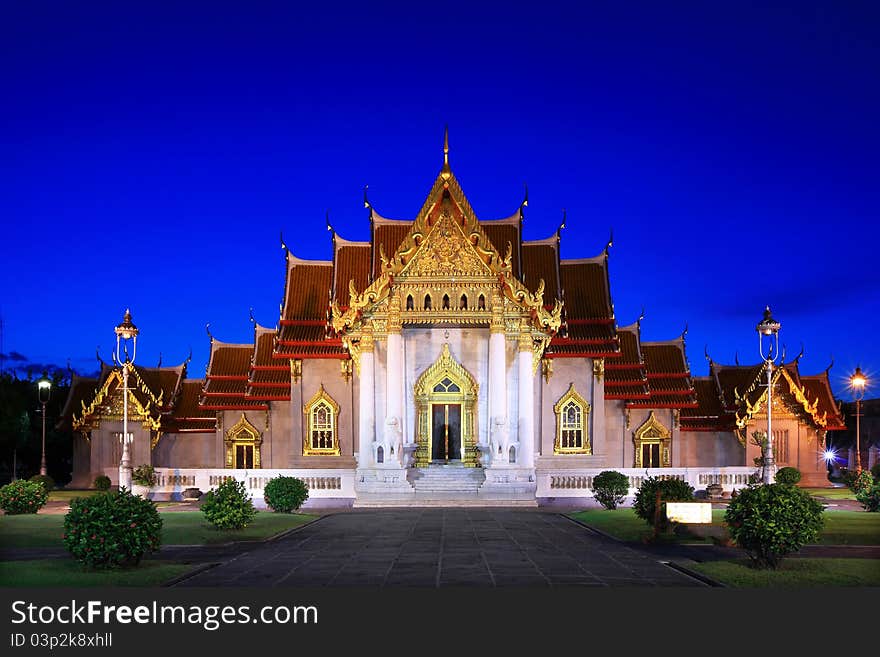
441, 125, 451, 180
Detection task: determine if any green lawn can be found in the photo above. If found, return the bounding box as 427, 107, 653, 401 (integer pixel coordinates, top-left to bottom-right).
803, 487, 857, 501
0, 511, 316, 549
817, 511, 880, 545
688, 558, 880, 587
569, 508, 727, 543
0, 559, 194, 587
48, 490, 104, 502
570, 508, 880, 545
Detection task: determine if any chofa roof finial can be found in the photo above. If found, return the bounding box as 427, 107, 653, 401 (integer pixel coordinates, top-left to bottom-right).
441, 126, 451, 179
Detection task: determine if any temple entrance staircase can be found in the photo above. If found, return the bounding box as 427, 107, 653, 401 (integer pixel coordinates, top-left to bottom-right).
352, 463, 537, 507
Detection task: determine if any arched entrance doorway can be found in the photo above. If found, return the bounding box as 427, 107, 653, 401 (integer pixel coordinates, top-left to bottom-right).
413, 344, 479, 467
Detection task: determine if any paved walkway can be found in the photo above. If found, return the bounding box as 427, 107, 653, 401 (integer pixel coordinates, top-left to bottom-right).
175, 509, 706, 587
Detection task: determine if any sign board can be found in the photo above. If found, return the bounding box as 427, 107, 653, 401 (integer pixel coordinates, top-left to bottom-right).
665, 502, 713, 524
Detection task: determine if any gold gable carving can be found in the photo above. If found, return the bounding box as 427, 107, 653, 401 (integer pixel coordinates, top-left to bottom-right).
404, 212, 490, 278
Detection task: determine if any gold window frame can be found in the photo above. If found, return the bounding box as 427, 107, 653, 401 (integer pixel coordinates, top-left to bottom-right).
224, 413, 262, 469
303, 385, 341, 456
633, 411, 671, 468
553, 383, 591, 454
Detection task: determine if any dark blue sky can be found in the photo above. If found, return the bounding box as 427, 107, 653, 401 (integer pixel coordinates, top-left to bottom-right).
1, 1, 877, 399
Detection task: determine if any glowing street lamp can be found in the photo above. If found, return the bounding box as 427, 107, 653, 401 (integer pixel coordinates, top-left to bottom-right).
114, 309, 139, 491
37, 372, 52, 476
850, 366, 867, 473
756, 306, 781, 484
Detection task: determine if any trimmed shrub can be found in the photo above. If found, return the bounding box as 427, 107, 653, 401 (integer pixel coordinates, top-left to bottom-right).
591, 471, 630, 510
132, 464, 157, 487
871, 461, 880, 483
632, 476, 695, 532
29, 474, 55, 492
725, 483, 824, 569
851, 470, 874, 495
94, 475, 112, 491
775, 467, 802, 485
0, 480, 49, 514
202, 478, 256, 529
856, 483, 880, 512
63, 488, 162, 569
264, 476, 309, 513
841, 468, 859, 490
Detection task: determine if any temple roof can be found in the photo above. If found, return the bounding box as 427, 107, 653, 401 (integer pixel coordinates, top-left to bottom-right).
202, 339, 268, 410
166, 379, 216, 433
547, 251, 618, 358
604, 323, 649, 399
681, 359, 847, 432
522, 236, 561, 307
635, 338, 697, 409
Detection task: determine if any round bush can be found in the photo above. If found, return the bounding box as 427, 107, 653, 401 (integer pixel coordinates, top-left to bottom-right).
632, 476, 695, 532
725, 483, 824, 569
202, 478, 257, 529
851, 470, 874, 495
775, 467, 801, 485
93, 475, 112, 491
263, 476, 309, 513
132, 465, 156, 487
871, 462, 880, 483
856, 483, 880, 512
29, 474, 55, 492
0, 480, 49, 514
63, 488, 162, 568
591, 471, 630, 510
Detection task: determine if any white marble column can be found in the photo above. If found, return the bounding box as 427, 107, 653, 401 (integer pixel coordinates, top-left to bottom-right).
517, 342, 534, 468
385, 331, 404, 464
488, 325, 507, 458
357, 340, 375, 468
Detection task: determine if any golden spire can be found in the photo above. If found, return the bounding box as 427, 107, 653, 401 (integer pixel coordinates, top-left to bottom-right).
441, 125, 451, 180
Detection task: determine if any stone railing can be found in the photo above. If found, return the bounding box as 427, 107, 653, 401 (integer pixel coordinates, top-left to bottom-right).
105, 467, 356, 501
537, 467, 757, 498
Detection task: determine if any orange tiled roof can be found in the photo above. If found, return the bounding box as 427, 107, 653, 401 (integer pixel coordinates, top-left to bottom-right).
372, 221, 411, 279
166, 380, 216, 433
522, 239, 560, 305
202, 341, 268, 410
630, 341, 697, 409
333, 240, 371, 308
248, 327, 290, 399
680, 378, 733, 431
547, 255, 618, 358
481, 221, 520, 277
604, 325, 649, 399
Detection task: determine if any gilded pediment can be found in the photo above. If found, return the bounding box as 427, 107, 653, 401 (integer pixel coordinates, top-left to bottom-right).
400, 211, 492, 279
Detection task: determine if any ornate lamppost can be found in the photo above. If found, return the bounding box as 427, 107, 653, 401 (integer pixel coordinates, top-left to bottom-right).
37, 372, 52, 476
756, 306, 781, 484
114, 310, 138, 491
850, 366, 867, 473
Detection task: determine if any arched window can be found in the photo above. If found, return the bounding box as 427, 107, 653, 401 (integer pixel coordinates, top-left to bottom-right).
406, 294, 414, 310
553, 384, 591, 454
224, 414, 263, 468
442, 294, 450, 310
424, 294, 432, 310
478, 294, 486, 310
460, 294, 468, 309
303, 385, 341, 455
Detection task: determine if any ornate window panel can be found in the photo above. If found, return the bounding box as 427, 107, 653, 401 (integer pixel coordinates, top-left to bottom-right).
553, 384, 591, 454
633, 411, 671, 468
225, 413, 262, 469
303, 385, 341, 456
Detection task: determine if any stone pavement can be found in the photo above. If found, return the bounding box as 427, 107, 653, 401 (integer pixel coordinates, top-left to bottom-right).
174, 509, 706, 587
